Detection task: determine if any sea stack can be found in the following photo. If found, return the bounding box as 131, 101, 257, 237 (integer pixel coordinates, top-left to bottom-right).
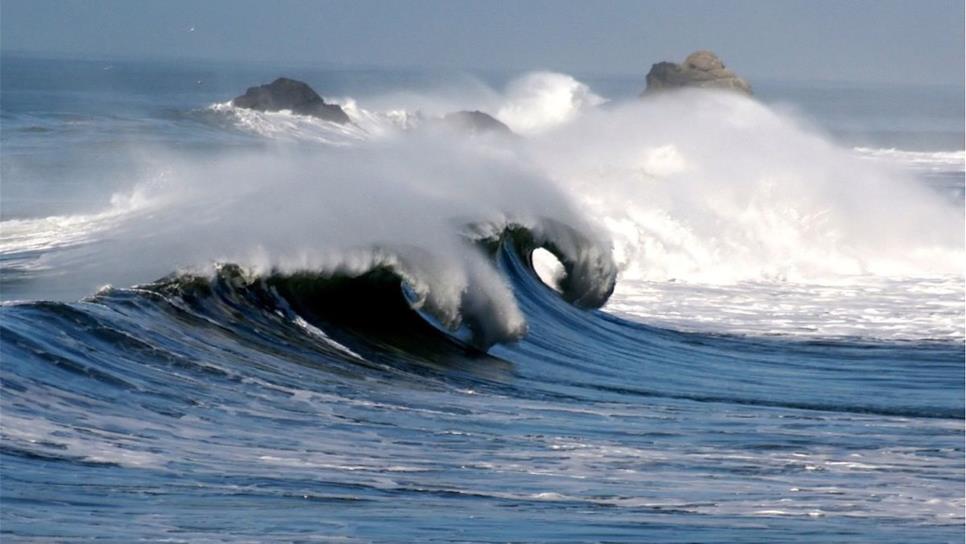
642, 50, 752, 96
231, 77, 350, 123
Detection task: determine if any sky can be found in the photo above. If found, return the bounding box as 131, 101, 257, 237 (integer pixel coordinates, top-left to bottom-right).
2, 0, 964, 85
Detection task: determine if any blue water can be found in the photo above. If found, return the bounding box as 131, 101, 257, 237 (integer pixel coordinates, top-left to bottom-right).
1, 55, 964, 542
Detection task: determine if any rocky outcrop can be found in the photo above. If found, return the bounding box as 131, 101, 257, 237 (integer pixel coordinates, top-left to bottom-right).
642, 50, 752, 96
441, 111, 513, 135
232, 77, 350, 123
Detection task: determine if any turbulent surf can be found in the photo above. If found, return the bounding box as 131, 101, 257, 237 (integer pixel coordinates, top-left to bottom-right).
1, 56, 963, 542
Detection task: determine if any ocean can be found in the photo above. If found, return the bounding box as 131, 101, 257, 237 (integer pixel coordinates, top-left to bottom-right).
1, 55, 963, 542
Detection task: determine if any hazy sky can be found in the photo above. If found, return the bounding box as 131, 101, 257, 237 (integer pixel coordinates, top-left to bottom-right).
2, 0, 963, 84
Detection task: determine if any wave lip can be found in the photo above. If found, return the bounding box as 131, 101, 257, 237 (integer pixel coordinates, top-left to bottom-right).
488, 219, 617, 309
115, 216, 618, 353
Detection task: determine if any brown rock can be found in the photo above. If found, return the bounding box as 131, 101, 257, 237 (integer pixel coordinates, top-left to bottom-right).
642, 50, 752, 96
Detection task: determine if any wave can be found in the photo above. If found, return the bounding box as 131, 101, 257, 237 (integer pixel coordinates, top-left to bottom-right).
199, 72, 601, 143
1, 71, 963, 341
3, 233, 961, 420
197, 72, 600, 141
3, 209, 616, 350
202, 101, 376, 145
4, 60, 965, 543
3, 229, 961, 544
201, 78, 962, 282
494, 241, 963, 418
177, 221, 615, 351
520, 89, 963, 283
495, 72, 604, 135
116, 221, 613, 356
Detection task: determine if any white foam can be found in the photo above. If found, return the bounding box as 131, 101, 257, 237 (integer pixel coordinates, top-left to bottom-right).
608, 276, 965, 341
524, 90, 964, 284
495, 72, 604, 135
207, 101, 382, 145
853, 147, 965, 172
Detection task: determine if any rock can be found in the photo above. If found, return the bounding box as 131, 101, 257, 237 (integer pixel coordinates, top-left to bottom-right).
684, 50, 724, 72
231, 77, 350, 123
441, 111, 513, 135
642, 50, 752, 96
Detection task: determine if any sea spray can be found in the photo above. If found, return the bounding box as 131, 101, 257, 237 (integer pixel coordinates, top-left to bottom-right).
2, 71, 962, 339
520, 87, 963, 282
0, 131, 614, 346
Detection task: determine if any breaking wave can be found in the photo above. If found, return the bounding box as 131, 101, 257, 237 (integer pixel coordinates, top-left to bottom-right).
2, 60, 964, 543
1, 72, 962, 342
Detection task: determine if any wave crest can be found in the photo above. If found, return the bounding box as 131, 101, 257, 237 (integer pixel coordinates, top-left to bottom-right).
137, 216, 617, 351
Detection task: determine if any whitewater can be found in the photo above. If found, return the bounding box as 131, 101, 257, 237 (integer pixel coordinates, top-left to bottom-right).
1, 56, 963, 542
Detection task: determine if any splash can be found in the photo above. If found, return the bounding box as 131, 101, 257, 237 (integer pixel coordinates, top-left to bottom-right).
522, 89, 963, 283
496, 72, 604, 135
0, 130, 615, 347
2, 71, 962, 341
